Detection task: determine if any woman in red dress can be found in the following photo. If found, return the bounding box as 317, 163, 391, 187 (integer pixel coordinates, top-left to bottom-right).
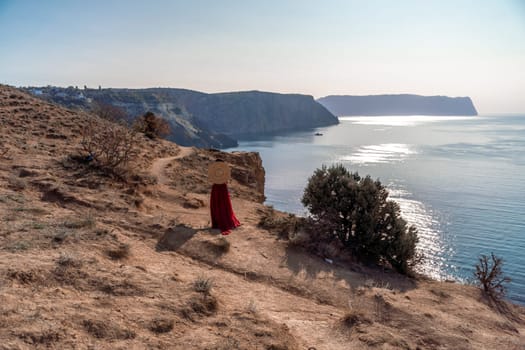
209, 159, 240, 235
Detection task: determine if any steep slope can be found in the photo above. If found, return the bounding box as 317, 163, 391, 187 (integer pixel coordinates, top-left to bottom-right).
318, 94, 478, 116
1, 85, 523, 349
179, 90, 339, 135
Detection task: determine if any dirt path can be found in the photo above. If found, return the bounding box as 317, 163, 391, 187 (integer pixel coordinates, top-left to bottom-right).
146, 146, 212, 225
144, 147, 353, 349
150, 146, 195, 185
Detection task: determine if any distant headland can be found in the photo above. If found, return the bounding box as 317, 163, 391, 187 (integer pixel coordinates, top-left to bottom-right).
23, 86, 338, 149
317, 94, 478, 116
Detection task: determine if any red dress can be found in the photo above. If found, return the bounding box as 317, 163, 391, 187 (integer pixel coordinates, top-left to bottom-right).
210, 183, 240, 234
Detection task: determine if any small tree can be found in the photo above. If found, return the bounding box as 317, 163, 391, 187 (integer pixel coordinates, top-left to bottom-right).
302, 164, 419, 274
474, 253, 511, 301
133, 111, 171, 139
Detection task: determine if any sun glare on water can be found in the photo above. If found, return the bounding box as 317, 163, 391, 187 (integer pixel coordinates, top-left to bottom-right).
337, 139, 454, 280
388, 187, 454, 280
340, 115, 473, 126
341, 143, 416, 164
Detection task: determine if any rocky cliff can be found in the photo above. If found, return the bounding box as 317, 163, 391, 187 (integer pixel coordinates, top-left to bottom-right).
25, 87, 237, 149
24, 87, 339, 148
178, 90, 339, 135
317, 94, 478, 116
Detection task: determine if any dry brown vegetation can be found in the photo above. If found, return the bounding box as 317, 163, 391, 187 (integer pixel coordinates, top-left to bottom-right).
0, 85, 524, 349
474, 252, 512, 302
80, 118, 140, 175
133, 111, 171, 139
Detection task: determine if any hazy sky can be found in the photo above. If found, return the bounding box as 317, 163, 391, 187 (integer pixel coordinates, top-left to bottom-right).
1, 0, 524, 113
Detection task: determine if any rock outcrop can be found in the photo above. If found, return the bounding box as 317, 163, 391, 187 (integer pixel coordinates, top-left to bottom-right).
169, 148, 266, 203
211, 149, 265, 202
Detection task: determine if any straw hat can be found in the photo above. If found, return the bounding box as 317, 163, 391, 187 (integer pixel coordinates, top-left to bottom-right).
208, 161, 231, 184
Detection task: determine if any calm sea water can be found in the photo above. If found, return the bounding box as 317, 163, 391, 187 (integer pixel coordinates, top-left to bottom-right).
227, 115, 525, 305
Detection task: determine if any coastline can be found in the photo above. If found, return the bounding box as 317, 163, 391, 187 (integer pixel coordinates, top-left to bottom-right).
231, 114, 525, 305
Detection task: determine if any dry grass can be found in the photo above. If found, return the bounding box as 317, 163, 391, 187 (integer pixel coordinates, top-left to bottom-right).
53, 230, 76, 244
7, 174, 27, 190
15, 329, 61, 346
258, 207, 302, 238
340, 311, 373, 330
6, 268, 45, 284
181, 294, 219, 320
56, 252, 83, 268
82, 319, 136, 340
31, 222, 46, 230
213, 337, 241, 350
106, 243, 131, 260
246, 299, 258, 314
193, 276, 214, 295
148, 317, 174, 334
62, 213, 96, 229
372, 292, 391, 323
430, 288, 451, 299
94, 277, 144, 296
5, 240, 32, 252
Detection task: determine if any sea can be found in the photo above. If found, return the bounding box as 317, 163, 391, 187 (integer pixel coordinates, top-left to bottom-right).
227, 115, 525, 305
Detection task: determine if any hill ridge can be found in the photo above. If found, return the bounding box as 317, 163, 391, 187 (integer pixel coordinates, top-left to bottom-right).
23, 86, 339, 148
318, 94, 478, 116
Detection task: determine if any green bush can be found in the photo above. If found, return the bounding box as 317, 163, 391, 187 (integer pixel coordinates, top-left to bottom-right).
301, 164, 419, 274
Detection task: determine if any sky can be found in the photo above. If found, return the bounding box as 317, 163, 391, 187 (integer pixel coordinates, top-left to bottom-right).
1, 0, 524, 113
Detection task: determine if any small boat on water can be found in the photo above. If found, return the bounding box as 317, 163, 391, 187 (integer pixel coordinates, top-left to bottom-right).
314, 132, 323, 136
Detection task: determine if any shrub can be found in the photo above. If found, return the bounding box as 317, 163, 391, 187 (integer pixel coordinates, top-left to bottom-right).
301, 164, 419, 274
80, 118, 139, 174
193, 276, 214, 295
474, 252, 511, 301
341, 311, 372, 330
56, 253, 83, 268
82, 319, 136, 340
181, 294, 218, 320
132, 111, 171, 139
148, 318, 174, 333
107, 243, 131, 260
63, 213, 96, 229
